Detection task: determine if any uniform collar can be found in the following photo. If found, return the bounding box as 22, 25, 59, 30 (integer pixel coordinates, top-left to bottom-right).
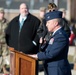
52, 27, 61, 36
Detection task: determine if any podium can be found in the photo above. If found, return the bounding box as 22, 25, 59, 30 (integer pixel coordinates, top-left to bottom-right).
9, 47, 37, 75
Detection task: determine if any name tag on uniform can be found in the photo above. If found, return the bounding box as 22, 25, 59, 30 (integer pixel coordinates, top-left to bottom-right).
49, 38, 54, 44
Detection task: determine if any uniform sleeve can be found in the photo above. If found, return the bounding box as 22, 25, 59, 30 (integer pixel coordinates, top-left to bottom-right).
0, 21, 8, 43
37, 35, 68, 60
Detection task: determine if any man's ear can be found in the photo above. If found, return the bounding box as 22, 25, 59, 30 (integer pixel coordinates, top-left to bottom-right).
54, 21, 58, 27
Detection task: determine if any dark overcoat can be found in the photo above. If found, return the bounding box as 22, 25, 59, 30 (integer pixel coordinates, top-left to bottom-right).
5, 13, 40, 54
38, 28, 71, 75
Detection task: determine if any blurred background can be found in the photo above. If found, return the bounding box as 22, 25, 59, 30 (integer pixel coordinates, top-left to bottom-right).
0, 0, 76, 21
0, 0, 76, 75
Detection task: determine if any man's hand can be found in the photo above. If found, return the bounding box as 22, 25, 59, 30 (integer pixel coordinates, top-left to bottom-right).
39, 37, 46, 44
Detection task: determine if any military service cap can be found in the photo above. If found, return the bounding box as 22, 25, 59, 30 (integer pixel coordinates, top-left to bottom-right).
45, 11, 62, 21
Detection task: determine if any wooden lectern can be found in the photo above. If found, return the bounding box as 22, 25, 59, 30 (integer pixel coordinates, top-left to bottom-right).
9, 47, 37, 75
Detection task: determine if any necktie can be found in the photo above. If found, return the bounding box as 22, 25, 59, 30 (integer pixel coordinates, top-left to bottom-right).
20, 18, 24, 31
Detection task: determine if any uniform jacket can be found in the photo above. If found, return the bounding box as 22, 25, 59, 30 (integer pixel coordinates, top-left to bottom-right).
0, 18, 9, 56
5, 13, 40, 54
0, 18, 8, 43
38, 28, 71, 75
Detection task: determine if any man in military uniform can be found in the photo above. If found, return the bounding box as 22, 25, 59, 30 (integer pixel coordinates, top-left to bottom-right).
0, 7, 10, 74
29, 11, 71, 75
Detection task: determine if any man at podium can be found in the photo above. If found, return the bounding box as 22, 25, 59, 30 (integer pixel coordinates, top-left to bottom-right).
30, 11, 71, 75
